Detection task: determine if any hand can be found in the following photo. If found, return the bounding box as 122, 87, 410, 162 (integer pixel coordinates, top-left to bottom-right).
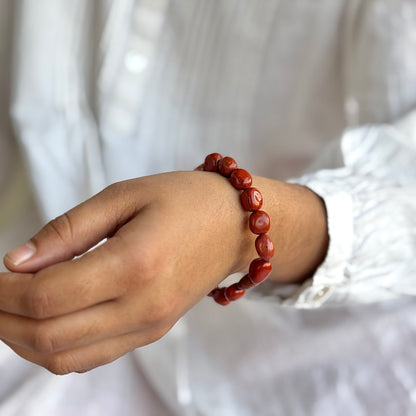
1, 171, 328, 374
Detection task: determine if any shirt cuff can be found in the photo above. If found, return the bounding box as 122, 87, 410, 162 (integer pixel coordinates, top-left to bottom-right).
288, 183, 353, 308
248, 177, 354, 308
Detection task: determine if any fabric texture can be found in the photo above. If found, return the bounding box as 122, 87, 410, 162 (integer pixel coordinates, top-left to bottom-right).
0, 0, 415, 415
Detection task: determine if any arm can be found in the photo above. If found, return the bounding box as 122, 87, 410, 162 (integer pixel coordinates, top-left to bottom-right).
0, 168, 328, 374
1, 110, 415, 374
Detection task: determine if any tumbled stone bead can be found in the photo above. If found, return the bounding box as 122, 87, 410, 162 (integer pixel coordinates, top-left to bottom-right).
208, 287, 219, 297
240, 187, 263, 211
204, 153, 223, 172
218, 156, 238, 177
249, 210, 270, 234
225, 283, 246, 301
213, 287, 230, 305
236, 274, 256, 290
248, 258, 272, 283
230, 169, 252, 190
255, 234, 275, 261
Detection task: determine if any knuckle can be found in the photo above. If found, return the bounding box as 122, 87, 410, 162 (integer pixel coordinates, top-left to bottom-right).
105, 181, 129, 199
131, 244, 165, 283
45, 352, 82, 375
23, 285, 53, 319
106, 181, 122, 193
132, 253, 155, 281
30, 323, 56, 354
45, 355, 72, 375
143, 297, 177, 327
44, 212, 74, 245
148, 325, 171, 345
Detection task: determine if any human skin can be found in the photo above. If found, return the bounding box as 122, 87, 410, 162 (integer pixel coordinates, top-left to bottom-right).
1, 171, 328, 374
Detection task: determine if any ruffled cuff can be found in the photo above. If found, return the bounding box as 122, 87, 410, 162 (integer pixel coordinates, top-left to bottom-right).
249, 178, 354, 308
250, 111, 416, 308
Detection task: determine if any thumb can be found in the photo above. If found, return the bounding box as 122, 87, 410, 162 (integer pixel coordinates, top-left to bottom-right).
3, 182, 141, 273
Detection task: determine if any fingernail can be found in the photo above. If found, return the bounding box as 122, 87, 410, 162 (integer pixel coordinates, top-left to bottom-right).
5, 241, 36, 266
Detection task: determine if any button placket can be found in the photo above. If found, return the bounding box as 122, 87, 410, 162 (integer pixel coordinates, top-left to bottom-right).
104, 0, 169, 135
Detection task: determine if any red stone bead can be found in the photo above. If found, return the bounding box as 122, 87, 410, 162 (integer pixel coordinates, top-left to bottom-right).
255, 234, 275, 261
248, 258, 272, 283
204, 153, 223, 172
208, 287, 219, 297
218, 156, 238, 177
236, 274, 256, 290
201, 153, 273, 305
213, 287, 230, 305
230, 169, 252, 190
249, 210, 270, 234
225, 283, 246, 301
240, 187, 263, 211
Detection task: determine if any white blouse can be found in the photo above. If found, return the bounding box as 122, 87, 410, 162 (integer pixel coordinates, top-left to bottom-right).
0, 0, 416, 415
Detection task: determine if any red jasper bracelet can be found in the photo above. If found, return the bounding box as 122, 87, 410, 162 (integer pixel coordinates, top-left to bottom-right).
199, 153, 275, 305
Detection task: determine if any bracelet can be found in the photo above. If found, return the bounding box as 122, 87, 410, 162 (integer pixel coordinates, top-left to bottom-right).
198, 153, 275, 305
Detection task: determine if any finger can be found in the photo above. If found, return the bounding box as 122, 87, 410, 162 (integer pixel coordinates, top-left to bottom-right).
0, 294, 172, 354
0, 207, 160, 318
3, 181, 146, 273
0, 239, 126, 318
2, 325, 170, 375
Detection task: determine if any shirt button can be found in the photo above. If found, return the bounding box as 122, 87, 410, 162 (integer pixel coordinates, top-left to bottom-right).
124, 50, 149, 74
312, 286, 330, 301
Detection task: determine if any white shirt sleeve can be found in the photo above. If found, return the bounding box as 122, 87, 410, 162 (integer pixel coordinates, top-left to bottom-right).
256, 109, 416, 308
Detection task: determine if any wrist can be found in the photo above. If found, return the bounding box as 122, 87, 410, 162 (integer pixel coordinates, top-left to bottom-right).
197, 153, 329, 304
252, 177, 329, 284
